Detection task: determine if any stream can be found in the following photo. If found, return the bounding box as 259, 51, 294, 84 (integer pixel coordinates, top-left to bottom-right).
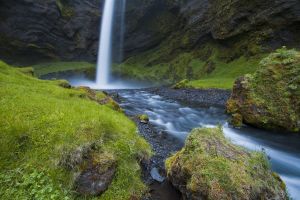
42, 73, 300, 199
110, 89, 300, 200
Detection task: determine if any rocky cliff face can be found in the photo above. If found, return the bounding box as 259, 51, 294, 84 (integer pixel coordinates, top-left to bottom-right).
177, 0, 300, 41
0, 0, 300, 64
163, 0, 300, 59
0, 0, 103, 64
0, 0, 177, 64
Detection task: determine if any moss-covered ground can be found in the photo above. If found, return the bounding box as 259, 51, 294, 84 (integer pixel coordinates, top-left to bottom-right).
0, 61, 151, 199
32, 61, 95, 77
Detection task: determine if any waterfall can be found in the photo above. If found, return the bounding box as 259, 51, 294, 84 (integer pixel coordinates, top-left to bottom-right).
96, 0, 126, 87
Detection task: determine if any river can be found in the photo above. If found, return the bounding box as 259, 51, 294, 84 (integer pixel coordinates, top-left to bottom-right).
112, 89, 300, 199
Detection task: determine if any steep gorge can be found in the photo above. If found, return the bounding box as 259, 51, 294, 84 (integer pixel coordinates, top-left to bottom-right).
1, 0, 300, 72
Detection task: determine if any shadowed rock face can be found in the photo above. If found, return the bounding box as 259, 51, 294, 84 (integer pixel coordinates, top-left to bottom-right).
0, 0, 177, 64
0, 0, 103, 64
178, 0, 300, 40
0, 0, 300, 64
75, 162, 116, 196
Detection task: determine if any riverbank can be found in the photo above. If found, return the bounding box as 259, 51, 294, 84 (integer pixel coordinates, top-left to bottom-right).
107, 87, 300, 200
0, 61, 152, 200
107, 88, 231, 199
147, 87, 231, 107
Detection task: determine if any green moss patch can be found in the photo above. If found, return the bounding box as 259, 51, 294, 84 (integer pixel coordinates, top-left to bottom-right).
0, 61, 151, 199
166, 128, 288, 200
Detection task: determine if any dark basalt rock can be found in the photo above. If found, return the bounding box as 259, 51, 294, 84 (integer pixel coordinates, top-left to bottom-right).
0, 0, 103, 64
0, 0, 178, 64
0, 0, 299, 64
59, 142, 117, 197
176, 0, 300, 44
75, 162, 116, 196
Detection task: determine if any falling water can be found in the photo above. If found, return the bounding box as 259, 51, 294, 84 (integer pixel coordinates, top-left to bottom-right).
62, 0, 151, 89
96, 0, 126, 87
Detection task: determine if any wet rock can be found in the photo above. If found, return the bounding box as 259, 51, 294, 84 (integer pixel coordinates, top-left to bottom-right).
150, 167, 165, 183
74, 158, 116, 196
59, 142, 117, 197
166, 128, 288, 200
227, 47, 300, 132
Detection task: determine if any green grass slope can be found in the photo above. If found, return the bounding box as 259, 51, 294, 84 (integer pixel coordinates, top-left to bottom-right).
113, 41, 263, 89
32, 61, 95, 77
0, 61, 151, 199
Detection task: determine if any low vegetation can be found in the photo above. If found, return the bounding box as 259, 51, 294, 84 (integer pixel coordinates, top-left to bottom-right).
113, 39, 263, 89
0, 61, 151, 199
31, 61, 95, 77
166, 127, 288, 200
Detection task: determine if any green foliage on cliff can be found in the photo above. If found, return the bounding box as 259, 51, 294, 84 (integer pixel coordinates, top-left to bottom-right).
114, 41, 262, 89
166, 128, 288, 200
0, 61, 151, 199
56, 0, 75, 18
227, 47, 300, 132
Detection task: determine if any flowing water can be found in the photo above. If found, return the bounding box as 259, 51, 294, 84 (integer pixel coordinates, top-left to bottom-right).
114, 89, 300, 199
96, 0, 115, 86
96, 0, 126, 88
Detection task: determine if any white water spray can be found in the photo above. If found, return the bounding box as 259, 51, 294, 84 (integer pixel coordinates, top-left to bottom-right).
96, 0, 116, 86
73, 0, 150, 89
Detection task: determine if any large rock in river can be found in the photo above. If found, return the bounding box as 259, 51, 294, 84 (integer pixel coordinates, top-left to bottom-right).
227, 47, 300, 132
166, 128, 288, 200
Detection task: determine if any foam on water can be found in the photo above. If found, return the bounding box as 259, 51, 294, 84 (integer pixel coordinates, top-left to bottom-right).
115, 90, 300, 199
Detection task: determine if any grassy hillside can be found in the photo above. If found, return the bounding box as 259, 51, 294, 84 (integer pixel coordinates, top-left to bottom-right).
32, 61, 95, 77
0, 61, 151, 199
113, 41, 263, 89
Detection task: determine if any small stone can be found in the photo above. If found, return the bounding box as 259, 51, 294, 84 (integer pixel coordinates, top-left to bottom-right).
150, 167, 165, 183
138, 114, 149, 124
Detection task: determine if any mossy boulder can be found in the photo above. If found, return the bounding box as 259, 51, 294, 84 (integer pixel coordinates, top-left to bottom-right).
172, 79, 190, 89
138, 114, 149, 124
227, 47, 300, 132
75, 86, 123, 112
166, 128, 288, 200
